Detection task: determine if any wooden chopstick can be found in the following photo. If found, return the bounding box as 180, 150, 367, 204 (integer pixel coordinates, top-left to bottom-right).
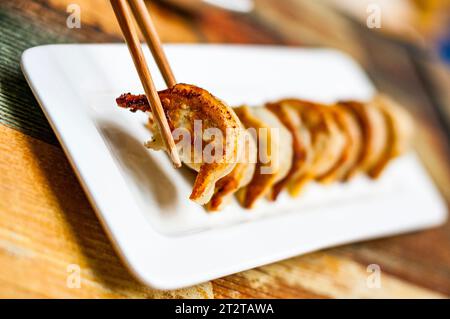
127, 0, 177, 88
110, 0, 181, 168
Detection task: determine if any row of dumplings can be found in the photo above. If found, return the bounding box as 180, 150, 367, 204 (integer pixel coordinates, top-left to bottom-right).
116, 84, 414, 212
208, 95, 414, 211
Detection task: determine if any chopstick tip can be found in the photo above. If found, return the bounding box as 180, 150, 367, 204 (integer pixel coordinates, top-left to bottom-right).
169, 147, 182, 168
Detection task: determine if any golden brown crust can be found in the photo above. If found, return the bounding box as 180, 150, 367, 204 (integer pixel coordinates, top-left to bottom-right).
206, 129, 257, 211
318, 105, 363, 183
158, 84, 240, 133
266, 101, 311, 200
277, 99, 345, 195
367, 95, 414, 178
234, 106, 279, 209
116, 93, 149, 112
207, 162, 245, 211
338, 100, 387, 179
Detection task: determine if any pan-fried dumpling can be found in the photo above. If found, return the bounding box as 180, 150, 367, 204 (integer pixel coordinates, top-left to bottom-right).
338, 100, 387, 179
281, 100, 346, 196
368, 94, 414, 178
116, 83, 243, 205
206, 128, 257, 211
266, 101, 312, 200
319, 104, 364, 183
234, 106, 293, 208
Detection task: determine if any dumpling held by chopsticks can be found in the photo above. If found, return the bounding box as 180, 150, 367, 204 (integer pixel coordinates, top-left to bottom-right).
117, 83, 246, 205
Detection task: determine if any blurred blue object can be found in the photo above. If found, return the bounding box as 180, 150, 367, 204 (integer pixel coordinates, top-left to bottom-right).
438, 27, 450, 64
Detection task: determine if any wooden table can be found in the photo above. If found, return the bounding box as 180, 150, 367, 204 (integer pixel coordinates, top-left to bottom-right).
1, 0, 449, 298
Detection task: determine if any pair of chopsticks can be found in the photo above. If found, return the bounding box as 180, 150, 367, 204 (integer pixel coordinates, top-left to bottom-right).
110, 0, 181, 167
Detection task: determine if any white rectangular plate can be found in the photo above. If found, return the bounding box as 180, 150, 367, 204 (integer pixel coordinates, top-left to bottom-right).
21, 44, 447, 290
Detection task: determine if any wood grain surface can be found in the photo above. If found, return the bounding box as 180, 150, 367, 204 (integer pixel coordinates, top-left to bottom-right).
0, 0, 449, 298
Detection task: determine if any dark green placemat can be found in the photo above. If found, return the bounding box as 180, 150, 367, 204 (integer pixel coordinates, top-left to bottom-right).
0, 1, 119, 145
